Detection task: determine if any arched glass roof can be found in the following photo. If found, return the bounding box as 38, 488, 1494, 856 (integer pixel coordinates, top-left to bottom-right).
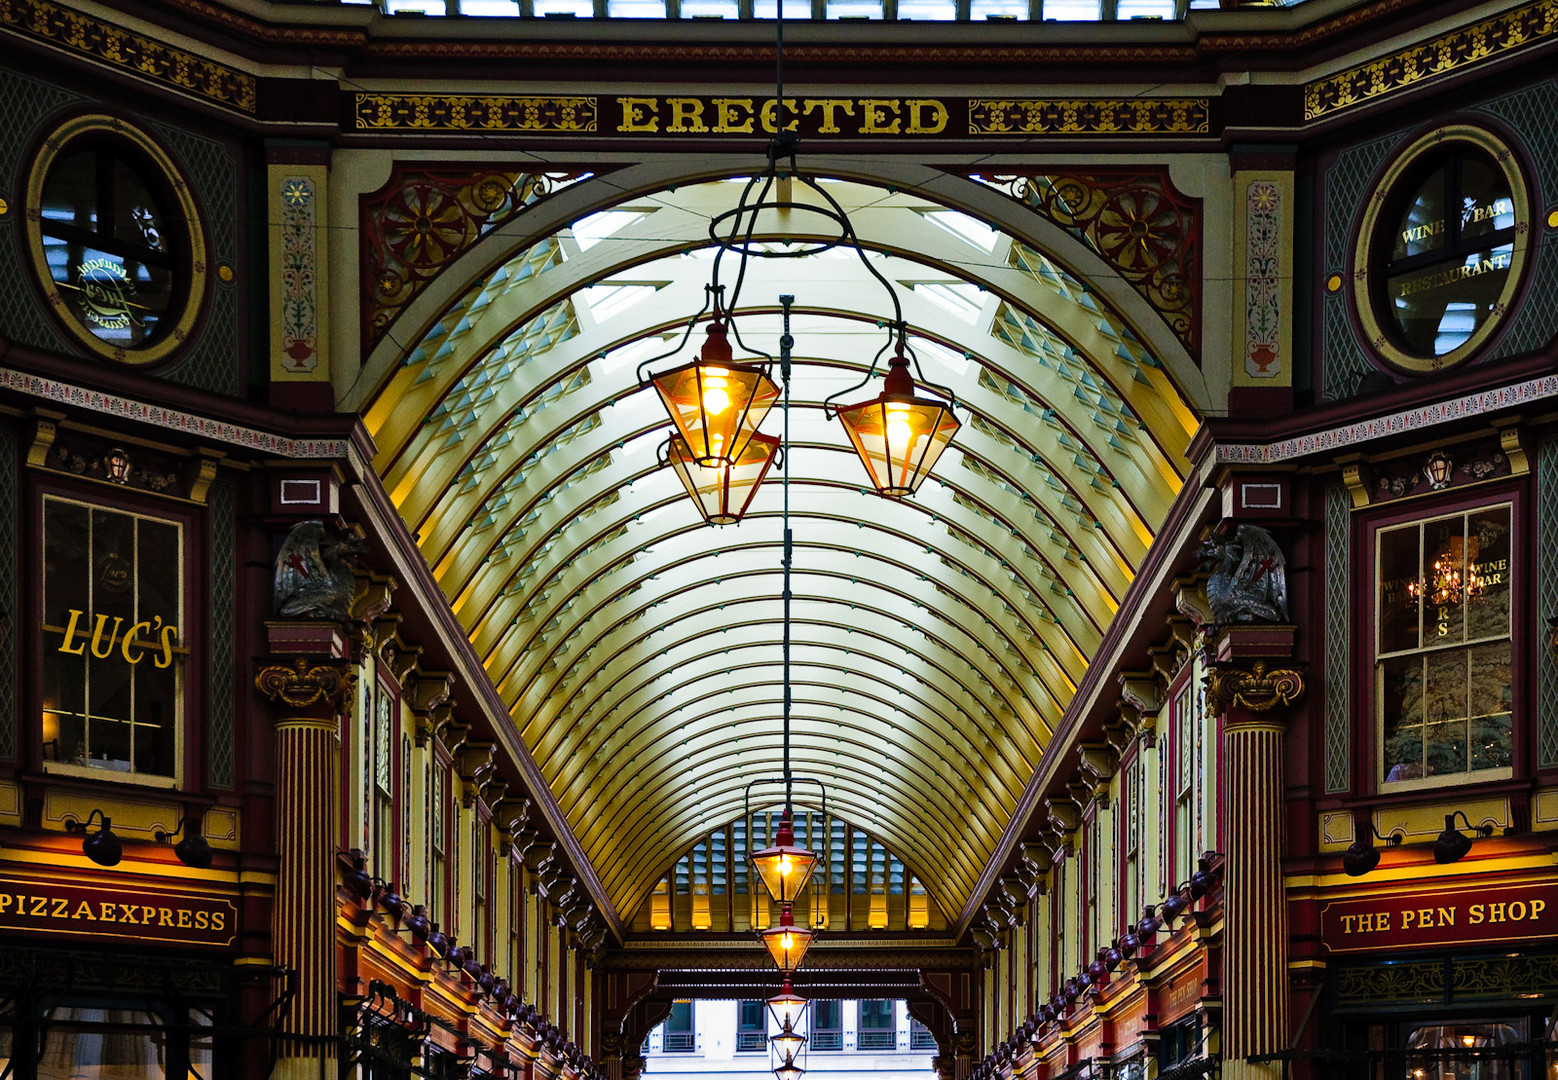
360, 174, 1200, 923
357, 0, 1263, 21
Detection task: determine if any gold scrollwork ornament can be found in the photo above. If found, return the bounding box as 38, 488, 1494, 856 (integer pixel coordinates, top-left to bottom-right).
1205, 661, 1305, 712
255, 655, 347, 708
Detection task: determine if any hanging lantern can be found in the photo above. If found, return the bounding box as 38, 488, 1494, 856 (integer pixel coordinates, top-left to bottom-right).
651, 319, 779, 467
774, 1065, 805, 1080
771, 1022, 806, 1063
751, 812, 818, 905
768, 978, 808, 1031
759, 904, 814, 971
665, 432, 780, 526
833, 348, 960, 497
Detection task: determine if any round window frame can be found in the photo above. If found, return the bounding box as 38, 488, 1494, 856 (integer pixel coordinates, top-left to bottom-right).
23, 113, 209, 367
1352, 124, 1531, 374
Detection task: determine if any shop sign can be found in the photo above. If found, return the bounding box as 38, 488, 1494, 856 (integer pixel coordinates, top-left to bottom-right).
1159, 965, 1204, 1024
0, 875, 236, 948
1320, 880, 1558, 954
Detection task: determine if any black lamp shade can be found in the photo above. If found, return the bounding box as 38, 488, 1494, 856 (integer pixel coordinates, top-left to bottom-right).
82, 816, 122, 867
1343, 823, 1382, 876
1434, 813, 1475, 864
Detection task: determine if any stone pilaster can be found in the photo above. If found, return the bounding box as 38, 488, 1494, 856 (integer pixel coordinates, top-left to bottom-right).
255, 624, 352, 1080
1207, 647, 1303, 1080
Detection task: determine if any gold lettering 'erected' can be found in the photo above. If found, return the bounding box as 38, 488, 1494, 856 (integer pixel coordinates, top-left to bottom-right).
57, 608, 179, 668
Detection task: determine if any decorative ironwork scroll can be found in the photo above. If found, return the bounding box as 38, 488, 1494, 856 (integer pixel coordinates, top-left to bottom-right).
360, 166, 578, 352
985, 171, 1201, 358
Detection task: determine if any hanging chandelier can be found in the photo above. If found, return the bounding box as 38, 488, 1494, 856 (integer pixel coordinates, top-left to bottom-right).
637, 0, 959, 522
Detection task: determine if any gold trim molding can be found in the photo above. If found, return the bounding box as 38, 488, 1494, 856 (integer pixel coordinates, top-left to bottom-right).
0, 0, 256, 113
1304, 0, 1558, 120
256, 655, 348, 708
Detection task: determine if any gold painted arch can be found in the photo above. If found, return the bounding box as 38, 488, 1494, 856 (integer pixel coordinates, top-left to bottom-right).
359, 170, 1202, 925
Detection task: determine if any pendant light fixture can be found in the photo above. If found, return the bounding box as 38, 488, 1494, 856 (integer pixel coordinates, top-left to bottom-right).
645, 290, 780, 468
759, 902, 816, 972
750, 808, 819, 905
663, 431, 781, 526
827, 329, 961, 497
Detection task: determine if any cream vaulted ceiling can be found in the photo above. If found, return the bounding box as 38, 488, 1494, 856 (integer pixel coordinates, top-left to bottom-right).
359, 174, 1201, 925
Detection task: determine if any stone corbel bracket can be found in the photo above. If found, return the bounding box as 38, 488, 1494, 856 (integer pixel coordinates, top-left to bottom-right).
407, 669, 454, 747
456, 739, 496, 808
1205, 660, 1305, 712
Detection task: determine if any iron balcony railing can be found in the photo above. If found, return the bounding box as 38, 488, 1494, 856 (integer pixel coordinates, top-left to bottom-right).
857, 1030, 897, 1051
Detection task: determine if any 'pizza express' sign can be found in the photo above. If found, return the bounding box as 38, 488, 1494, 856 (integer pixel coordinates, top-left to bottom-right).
1320, 881, 1558, 954
0, 875, 236, 949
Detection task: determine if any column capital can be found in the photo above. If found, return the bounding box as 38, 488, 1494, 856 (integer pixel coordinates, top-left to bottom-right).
255, 654, 352, 710
1207, 660, 1304, 716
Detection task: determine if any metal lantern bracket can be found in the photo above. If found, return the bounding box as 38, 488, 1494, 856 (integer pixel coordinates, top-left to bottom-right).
634, 283, 776, 387
820, 322, 961, 421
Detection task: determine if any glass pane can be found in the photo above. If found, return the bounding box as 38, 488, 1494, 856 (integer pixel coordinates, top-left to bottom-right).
461, 0, 520, 11
753, 0, 812, 14
1465, 505, 1511, 641
1404, 1020, 1524, 1079
111, 158, 167, 253
43, 498, 91, 627
1378, 522, 1421, 655
1044, 0, 1100, 18
93, 508, 137, 622
1469, 641, 1513, 771
667, 1001, 693, 1032
861, 1000, 894, 1028
1459, 157, 1515, 243
827, 0, 883, 15
1424, 648, 1468, 777
607, 0, 666, 13
1392, 163, 1447, 260
971, 0, 1026, 16
1387, 245, 1512, 356
1381, 655, 1423, 781
896, 0, 956, 16
1116, 0, 1173, 15
1420, 516, 1468, 646
680, 0, 737, 13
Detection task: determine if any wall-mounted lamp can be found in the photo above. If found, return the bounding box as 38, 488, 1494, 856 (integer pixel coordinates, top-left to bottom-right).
1342, 820, 1403, 877
65, 809, 122, 867
1434, 811, 1495, 865
104, 447, 132, 484
155, 815, 213, 870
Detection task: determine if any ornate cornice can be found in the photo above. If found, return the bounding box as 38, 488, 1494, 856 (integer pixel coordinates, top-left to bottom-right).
1205, 660, 1304, 713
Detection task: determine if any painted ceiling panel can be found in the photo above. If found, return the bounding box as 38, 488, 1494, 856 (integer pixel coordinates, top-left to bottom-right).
362, 175, 1198, 924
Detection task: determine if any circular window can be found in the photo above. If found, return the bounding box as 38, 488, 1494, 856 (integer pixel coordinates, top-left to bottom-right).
1354, 125, 1531, 373
24, 115, 208, 366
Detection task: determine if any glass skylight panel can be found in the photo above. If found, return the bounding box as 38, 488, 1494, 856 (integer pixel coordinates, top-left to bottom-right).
826, 0, 883, 16
913, 282, 985, 324
534, 0, 594, 14
386, 0, 444, 12
607, 0, 667, 14
681, 0, 738, 16
925, 210, 1000, 253
1042, 0, 1099, 17
753, 0, 814, 17
571, 210, 646, 251
896, 0, 957, 17
581, 283, 660, 323
459, 0, 520, 13
599, 335, 676, 375
1116, 0, 1172, 16
972, 0, 1028, 17
912, 336, 971, 375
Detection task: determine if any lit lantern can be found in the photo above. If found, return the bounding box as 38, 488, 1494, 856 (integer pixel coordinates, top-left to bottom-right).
833, 349, 959, 497
665, 432, 780, 526
774, 1065, 805, 1080
771, 1023, 806, 1063
759, 904, 814, 971
768, 978, 808, 1031
651, 319, 779, 467
751, 812, 818, 905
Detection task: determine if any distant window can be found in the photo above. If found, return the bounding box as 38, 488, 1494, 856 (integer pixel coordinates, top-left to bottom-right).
737, 1000, 766, 1051
663, 1001, 694, 1052
811, 1000, 843, 1051
25, 115, 208, 366
1355, 125, 1529, 373
858, 1000, 895, 1050
909, 1019, 938, 1050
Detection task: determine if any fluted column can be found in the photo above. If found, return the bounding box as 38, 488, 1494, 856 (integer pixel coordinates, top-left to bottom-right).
256, 639, 350, 1080
1208, 658, 1303, 1080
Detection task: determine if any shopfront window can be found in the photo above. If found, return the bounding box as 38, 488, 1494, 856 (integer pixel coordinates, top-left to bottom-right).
35, 1004, 212, 1079
41, 495, 183, 785
1403, 1020, 1524, 1080
1376, 503, 1512, 790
